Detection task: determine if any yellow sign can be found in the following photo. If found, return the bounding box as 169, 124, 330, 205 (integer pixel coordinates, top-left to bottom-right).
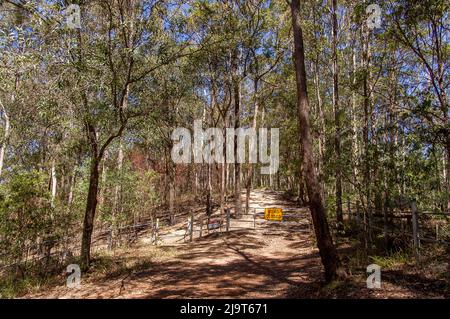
264, 208, 283, 221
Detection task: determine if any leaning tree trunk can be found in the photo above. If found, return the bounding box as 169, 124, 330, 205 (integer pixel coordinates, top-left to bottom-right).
290, 0, 339, 282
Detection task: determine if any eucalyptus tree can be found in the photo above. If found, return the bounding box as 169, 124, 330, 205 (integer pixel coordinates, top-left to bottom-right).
53, 0, 195, 269
242, 0, 288, 215
289, 0, 339, 282
388, 0, 449, 210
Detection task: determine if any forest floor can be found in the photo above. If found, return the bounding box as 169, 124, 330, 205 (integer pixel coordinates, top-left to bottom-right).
22, 190, 450, 299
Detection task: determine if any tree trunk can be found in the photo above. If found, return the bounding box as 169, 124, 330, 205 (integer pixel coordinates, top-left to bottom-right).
111, 82, 130, 240
361, 21, 373, 250
110, 140, 124, 247
290, 0, 339, 282
0, 99, 11, 178
80, 156, 100, 270
51, 159, 57, 207
99, 150, 108, 213
312, 61, 326, 201
68, 167, 76, 206
166, 153, 176, 225
232, 51, 242, 218
351, 41, 359, 192
442, 96, 449, 210
169, 178, 175, 224
245, 78, 260, 214
221, 131, 227, 216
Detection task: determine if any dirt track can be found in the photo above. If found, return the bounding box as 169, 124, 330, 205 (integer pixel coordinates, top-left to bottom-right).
25, 190, 448, 299
28, 190, 326, 298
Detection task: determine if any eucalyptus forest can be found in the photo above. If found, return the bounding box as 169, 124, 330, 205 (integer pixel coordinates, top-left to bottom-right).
0, 0, 448, 299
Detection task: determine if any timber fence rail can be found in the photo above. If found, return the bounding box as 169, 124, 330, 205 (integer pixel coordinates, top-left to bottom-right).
0, 204, 305, 272
342, 198, 450, 262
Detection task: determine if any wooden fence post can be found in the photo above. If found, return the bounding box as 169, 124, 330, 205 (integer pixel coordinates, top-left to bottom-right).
226, 208, 230, 233
410, 200, 420, 262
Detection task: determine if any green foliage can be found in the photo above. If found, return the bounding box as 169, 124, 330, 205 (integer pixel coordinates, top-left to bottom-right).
369, 251, 412, 269
0, 0, 448, 292
0, 170, 52, 262
99, 161, 159, 228
0, 170, 70, 267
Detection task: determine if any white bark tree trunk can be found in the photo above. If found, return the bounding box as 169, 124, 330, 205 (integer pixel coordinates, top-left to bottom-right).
0, 99, 11, 178
51, 159, 57, 206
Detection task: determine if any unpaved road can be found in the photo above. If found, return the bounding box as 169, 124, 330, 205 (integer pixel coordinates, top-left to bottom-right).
25, 190, 447, 299
28, 190, 325, 298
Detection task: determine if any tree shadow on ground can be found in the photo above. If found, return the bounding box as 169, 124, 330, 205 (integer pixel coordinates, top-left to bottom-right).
107, 227, 326, 298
